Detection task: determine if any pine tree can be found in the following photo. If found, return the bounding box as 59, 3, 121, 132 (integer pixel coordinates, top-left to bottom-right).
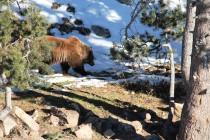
0, 1, 52, 89
178, 1, 210, 139
112, 0, 185, 62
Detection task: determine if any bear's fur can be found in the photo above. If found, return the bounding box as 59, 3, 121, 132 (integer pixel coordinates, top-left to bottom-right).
47, 36, 95, 75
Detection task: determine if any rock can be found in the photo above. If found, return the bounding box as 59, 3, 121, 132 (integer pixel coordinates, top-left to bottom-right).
91, 25, 111, 38
62, 17, 70, 24
14, 106, 39, 131
51, 2, 61, 9
66, 4, 75, 14
75, 27, 91, 36
50, 107, 79, 127
59, 23, 75, 34
103, 129, 115, 139
116, 0, 133, 5
50, 107, 68, 125
74, 19, 83, 26
61, 109, 79, 128
0, 107, 12, 121
131, 121, 143, 135
145, 113, 152, 122
3, 115, 17, 135
49, 115, 59, 126
75, 124, 93, 140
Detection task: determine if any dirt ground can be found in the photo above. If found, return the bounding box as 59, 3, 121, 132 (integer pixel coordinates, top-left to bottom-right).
0, 82, 180, 140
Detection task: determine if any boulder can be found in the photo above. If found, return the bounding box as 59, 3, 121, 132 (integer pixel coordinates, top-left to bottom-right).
49, 115, 59, 126
74, 124, 93, 140
66, 4, 76, 14
50, 107, 79, 127
51, 2, 61, 9
74, 19, 84, 26
59, 23, 75, 34
61, 109, 79, 128
62, 17, 70, 24
116, 0, 133, 5
75, 27, 91, 36
91, 25, 111, 38
2, 115, 17, 135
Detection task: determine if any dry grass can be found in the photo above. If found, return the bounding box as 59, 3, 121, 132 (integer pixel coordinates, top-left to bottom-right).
0, 83, 170, 139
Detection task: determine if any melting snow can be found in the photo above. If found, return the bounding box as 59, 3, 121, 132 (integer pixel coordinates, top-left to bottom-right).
12, 0, 184, 88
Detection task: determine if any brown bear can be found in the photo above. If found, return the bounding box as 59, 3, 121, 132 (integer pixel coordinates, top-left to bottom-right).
47, 36, 95, 75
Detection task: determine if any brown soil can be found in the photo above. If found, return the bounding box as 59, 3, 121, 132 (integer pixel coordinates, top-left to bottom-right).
0, 83, 178, 140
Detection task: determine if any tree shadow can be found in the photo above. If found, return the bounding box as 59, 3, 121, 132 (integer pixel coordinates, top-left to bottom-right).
12, 88, 172, 139
13, 89, 145, 140
120, 79, 186, 104
43, 88, 165, 122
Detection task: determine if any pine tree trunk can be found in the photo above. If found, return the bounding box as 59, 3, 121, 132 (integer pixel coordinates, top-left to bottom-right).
178, 1, 210, 140
181, 0, 196, 87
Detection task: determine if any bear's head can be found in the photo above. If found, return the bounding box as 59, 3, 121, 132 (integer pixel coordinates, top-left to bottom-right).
85, 46, 95, 66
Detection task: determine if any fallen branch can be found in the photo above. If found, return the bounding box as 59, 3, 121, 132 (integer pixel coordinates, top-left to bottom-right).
0, 73, 40, 136
124, 0, 152, 39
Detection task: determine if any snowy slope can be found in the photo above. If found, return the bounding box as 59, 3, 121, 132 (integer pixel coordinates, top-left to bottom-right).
13, 0, 184, 87
16, 0, 183, 72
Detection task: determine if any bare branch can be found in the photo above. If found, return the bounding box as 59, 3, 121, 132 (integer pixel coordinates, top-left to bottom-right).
124, 0, 152, 39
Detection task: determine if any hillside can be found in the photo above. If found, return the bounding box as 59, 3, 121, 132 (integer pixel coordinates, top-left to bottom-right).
0, 0, 186, 139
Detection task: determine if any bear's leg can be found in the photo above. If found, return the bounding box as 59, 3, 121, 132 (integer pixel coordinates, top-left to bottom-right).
73, 65, 89, 76
60, 62, 70, 75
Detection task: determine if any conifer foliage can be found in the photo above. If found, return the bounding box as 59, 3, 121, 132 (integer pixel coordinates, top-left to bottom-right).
0, 0, 52, 89
111, 0, 185, 63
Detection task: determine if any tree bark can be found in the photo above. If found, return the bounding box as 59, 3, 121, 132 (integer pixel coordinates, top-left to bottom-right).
181, 0, 196, 88
178, 1, 210, 140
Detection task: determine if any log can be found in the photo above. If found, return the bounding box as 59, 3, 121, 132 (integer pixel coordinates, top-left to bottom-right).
0, 107, 12, 121
2, 115, 17, 135
14, 106, 39, 131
